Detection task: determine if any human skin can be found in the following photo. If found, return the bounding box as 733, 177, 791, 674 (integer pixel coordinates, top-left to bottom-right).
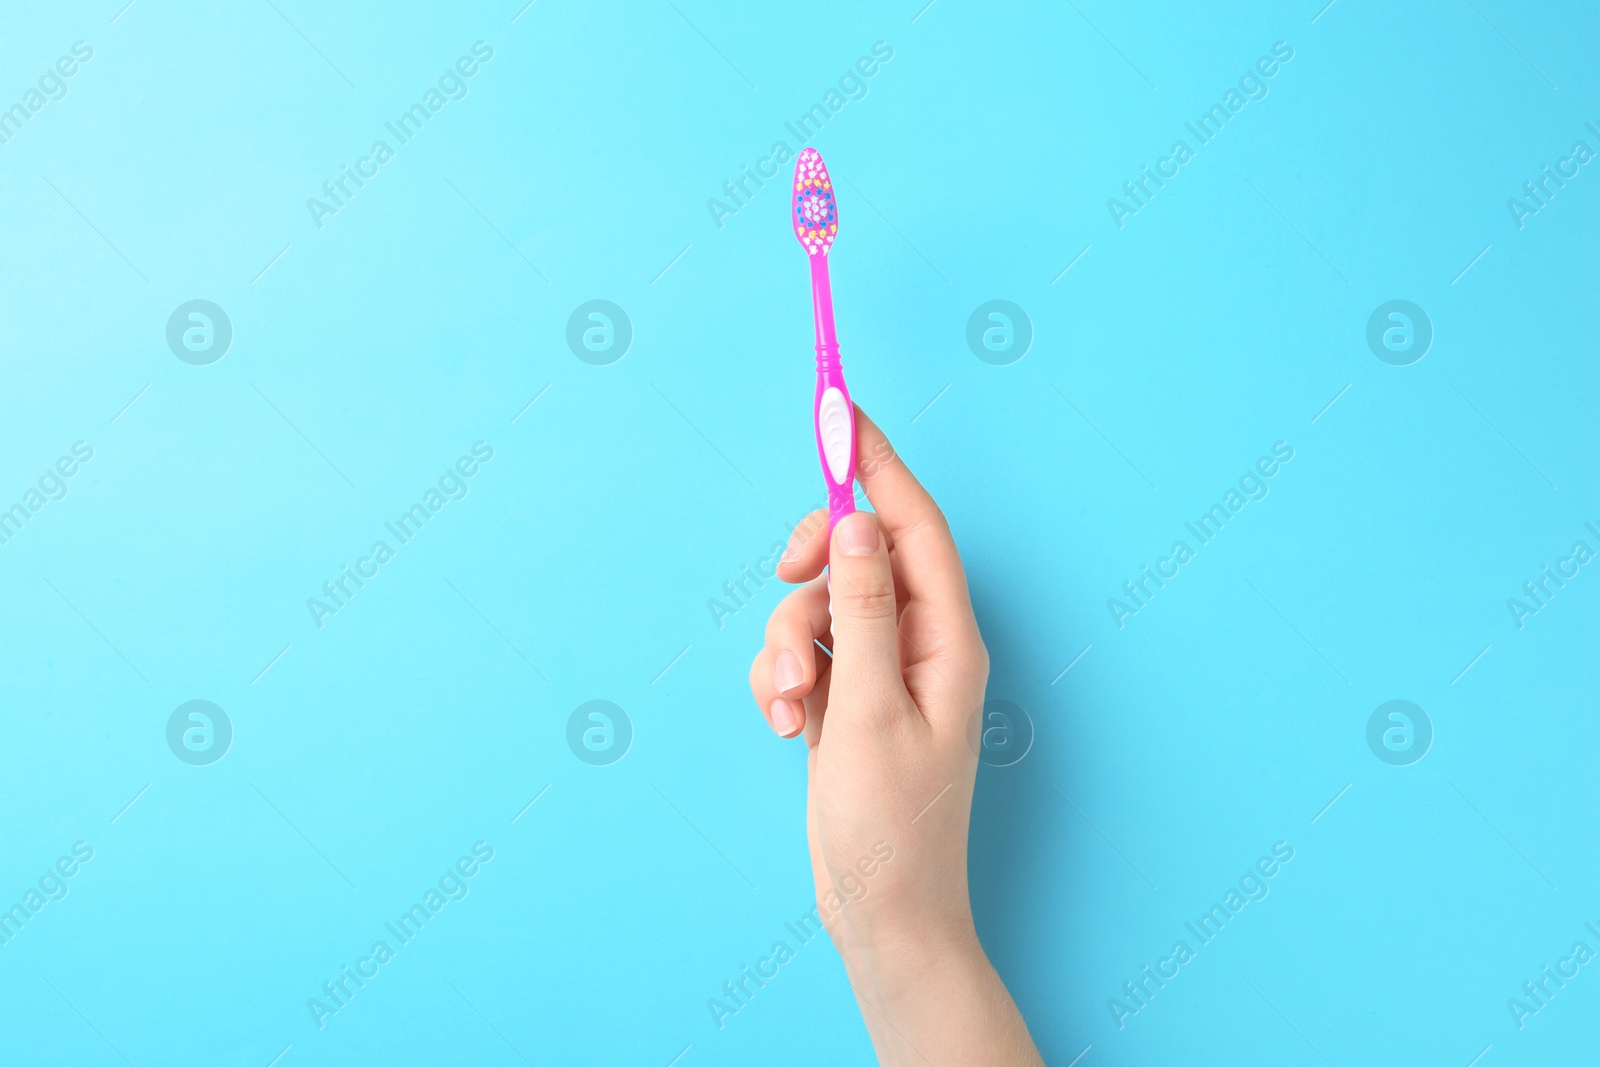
748, 407, 1044, 1066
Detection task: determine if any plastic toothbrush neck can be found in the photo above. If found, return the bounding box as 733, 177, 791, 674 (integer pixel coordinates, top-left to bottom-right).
809, 253, 839, 363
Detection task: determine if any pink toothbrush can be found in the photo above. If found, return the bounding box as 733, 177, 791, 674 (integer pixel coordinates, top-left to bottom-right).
792, 147, 857, 536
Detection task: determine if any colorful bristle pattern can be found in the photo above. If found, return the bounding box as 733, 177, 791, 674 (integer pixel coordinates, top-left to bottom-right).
793, 148, 837, 256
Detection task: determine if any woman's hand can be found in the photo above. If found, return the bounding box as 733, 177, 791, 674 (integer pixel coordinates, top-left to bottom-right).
748, 407, 1043, 1066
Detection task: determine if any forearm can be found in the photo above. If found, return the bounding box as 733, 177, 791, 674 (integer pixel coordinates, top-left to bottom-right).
842, 923, 1044, 1067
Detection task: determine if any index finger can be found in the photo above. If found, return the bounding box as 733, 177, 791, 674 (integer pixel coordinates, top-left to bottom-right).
851, 406, 974, 617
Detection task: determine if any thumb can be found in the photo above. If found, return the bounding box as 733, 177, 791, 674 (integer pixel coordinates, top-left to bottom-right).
827, 511, 904, 694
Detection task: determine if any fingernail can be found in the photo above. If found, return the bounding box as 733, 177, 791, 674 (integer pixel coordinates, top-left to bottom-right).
774, 650, 804, 694
780, 535, 804, 564
836, 513, 879, 557
770, 698, 803, 737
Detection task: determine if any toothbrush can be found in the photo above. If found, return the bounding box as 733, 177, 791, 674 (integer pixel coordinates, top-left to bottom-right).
792, 147, 857, 536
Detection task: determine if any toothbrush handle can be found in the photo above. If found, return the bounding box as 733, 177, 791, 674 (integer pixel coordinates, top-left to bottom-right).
809, 254, 856, 532
815, 356, 857, 531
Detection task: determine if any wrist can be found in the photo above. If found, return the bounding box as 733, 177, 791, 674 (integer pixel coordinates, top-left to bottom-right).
842, 913, 988, 1005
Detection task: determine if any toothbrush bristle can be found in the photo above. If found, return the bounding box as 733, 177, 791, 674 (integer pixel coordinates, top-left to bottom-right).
792, 148, 837, 256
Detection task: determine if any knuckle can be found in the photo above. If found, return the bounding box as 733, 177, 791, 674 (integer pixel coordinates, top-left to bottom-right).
838, 574, 897, 620
971, 640, 991, 680
764, 591, 805, 642
942, 630, 988, 680
794, 508, 828, 542
904, 508, 952, 543
784, 512, 825, 557
855, 437, 898, 479
763, 607, 785, 643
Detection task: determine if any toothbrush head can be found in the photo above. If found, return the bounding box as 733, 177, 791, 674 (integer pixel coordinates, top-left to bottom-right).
792, 148, 837, 256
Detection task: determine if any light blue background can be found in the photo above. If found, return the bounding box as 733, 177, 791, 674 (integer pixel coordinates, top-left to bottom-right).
1, 1, 1596, 1064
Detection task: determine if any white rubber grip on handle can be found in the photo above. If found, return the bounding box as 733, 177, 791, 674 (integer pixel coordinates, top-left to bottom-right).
818, 387, 852, 485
